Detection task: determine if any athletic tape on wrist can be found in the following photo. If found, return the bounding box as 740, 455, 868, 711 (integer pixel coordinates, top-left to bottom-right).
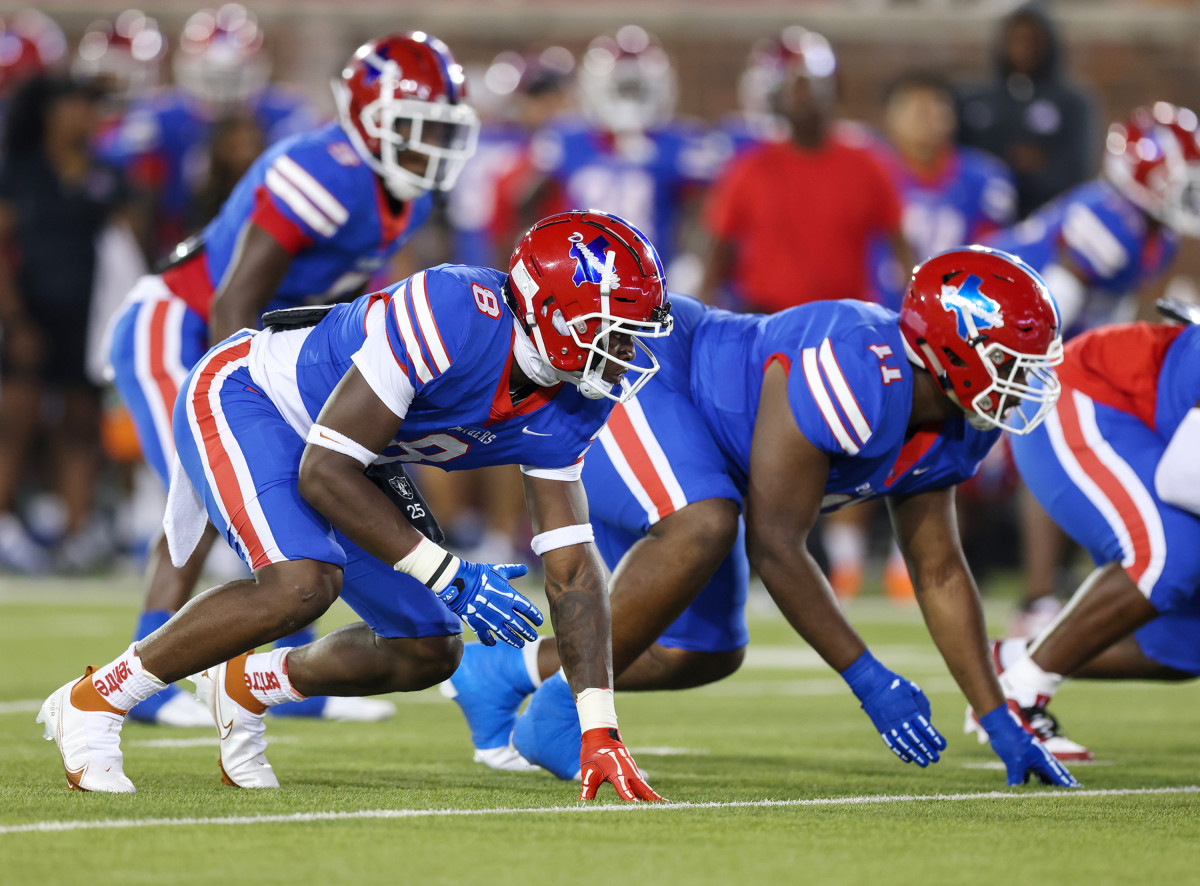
575, 687, 618, 732
306, 423, 377, 467
394, 536, 459, 592
530, 523, 594, 556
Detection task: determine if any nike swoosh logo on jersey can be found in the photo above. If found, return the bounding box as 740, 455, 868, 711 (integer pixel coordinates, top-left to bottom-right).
911, 467, 929, 476
522, 428, 552, 437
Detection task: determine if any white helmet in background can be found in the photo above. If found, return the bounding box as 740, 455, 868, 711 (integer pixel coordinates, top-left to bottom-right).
578, 25, 675, 133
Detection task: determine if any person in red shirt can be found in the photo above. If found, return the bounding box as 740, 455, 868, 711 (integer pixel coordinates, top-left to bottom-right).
699, 27, 912, 312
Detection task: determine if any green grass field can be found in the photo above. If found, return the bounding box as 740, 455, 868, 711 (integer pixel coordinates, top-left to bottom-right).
2, 575, 1197, 886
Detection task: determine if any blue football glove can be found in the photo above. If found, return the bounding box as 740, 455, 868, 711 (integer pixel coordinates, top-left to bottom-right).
842, 650, 946, 766
980, 703, 1080, 788
435, 562, 543, 648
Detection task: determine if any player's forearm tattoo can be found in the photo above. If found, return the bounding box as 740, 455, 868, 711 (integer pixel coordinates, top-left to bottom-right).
545, 566, 613, 693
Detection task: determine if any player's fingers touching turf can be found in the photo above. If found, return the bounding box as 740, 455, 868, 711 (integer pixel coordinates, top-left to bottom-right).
981, 703, 1080, 788
578, 728, 666, 803
1027, 742, 1080, 787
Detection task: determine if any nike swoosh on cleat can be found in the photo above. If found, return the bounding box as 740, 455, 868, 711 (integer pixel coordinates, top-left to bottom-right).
521, 428, 552, 437
65, 764, 86, 790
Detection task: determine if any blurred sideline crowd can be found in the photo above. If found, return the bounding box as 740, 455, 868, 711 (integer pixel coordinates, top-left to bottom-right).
0, 2, 1195, 635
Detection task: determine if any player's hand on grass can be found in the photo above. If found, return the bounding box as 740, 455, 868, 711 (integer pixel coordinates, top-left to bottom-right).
579, 727, 665, 802
842, 650, 946, 766
435, 561, 543, 648
981, 703, 1080, 787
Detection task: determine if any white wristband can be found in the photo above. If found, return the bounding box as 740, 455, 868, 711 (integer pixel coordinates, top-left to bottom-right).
307, 423, 377, 467
530, 523, 594, 556
575, 686, 618, 732
394, 536, 460, 592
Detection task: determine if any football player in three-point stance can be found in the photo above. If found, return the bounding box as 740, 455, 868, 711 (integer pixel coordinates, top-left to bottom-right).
969, 317, 1200, 761
105, 32, 478, 726
40, 210, 671, 802
445, 246, 1080, 789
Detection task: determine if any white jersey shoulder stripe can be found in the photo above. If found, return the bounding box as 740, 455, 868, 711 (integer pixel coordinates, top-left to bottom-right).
272, 155, 349, 225
817, 338, 871, 448
390, 283, 434, 385
1062, 202, 1128, 279
409, 271, 451, 374
264, 168, 337, 238
802, 346, 860, 455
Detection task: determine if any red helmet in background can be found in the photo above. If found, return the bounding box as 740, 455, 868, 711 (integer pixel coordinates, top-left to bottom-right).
73, 10, 166, 103
173, 4, 269, 108
578, 25, 675, 133
334, 32, 479, 202
1105, 102, 1200, 237
506, 210, 672, 402
900, 246, 1063, 435
0, 10, 67, 98
739, 26, 836, 119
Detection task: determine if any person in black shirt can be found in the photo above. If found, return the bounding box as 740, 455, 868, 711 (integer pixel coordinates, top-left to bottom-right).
955, 2, 1098, 219
0, 76, 136, 572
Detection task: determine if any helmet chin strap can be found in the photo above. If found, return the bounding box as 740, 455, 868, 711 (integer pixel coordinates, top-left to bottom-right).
511, 321, 561, 387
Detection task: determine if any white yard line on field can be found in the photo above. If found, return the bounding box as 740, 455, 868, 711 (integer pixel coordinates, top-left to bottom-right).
1, 786, 1196, 835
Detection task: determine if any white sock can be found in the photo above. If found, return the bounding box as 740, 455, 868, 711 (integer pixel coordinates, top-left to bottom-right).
996, 637, 1030, 671
522, 637, 544, 690
91, 643, 167, 711
243, 647, 305, 708
999, 651, 1062, 708
824, 523, 866, 570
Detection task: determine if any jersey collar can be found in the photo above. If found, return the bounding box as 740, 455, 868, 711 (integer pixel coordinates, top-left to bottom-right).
375, 180, 414, 246
487, 327, 563, 425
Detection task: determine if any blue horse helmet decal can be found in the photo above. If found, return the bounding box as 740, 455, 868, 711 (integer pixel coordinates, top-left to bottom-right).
940, 273, 1005, 340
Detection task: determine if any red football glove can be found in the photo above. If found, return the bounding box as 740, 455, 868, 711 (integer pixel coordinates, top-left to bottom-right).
579, 727, 666, 802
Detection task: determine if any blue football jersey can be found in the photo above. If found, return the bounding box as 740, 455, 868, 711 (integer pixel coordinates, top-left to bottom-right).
677, 295, 999, 509
100, 86, 320, 255
529, 117, 718, 263
985, 179, 1178, 330
254, 264, 612, 475
172, 122, 430, 321
869, 142, 1016, 309
446, 123, 528, 267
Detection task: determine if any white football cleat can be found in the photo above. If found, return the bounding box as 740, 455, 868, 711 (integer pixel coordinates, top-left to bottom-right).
474, 743, 542, 773
192, 660, 279, 788
966, 640, 1095, 762
37, 672, 136, 793
319, 695, 396, 722
152, 689, 214, 728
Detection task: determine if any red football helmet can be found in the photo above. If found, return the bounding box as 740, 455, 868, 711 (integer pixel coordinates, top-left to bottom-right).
506, 210, 672, 402
1105, 103, 1200, 237
0, 10, 67, 98
899, 246, 1063, 435
334, 32, 479, 202
578, 26, 675, 133
73, 11, 166, 102
739, 26, 836, 120
173, 4, 269, 108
